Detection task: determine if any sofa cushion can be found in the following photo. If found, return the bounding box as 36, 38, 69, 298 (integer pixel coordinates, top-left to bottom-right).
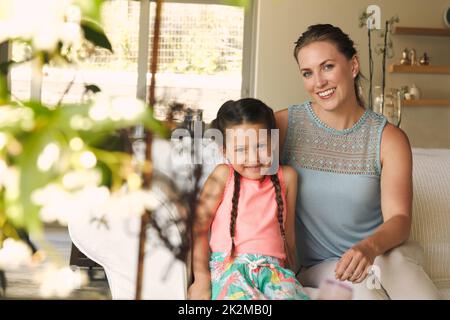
410, 148, 450, 286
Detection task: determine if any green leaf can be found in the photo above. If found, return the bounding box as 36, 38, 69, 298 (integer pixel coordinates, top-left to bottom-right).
75, 0, 104, 24
15, 130, 57, 233
81, 19, 113, 53
220, 0, 251, 9
0, 74, 8, 104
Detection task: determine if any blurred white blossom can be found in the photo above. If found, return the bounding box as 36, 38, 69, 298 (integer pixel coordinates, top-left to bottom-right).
0, 0, 82, 52
0, 133, 7, 150
89, 94, 146, 122
32, 184, 109, 225
0, 238, 33, 270
79, 151, 97, 169
62, 169, 101, 190
69, 137, 84, 151
37, 143, 61, 172
37, 265, 88, 298
0, 106, 35, 131
31, 181, 161, 226
2, 166, 20, 200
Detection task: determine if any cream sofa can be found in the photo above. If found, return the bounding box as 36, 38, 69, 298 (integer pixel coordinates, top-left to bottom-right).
408, 148, 450, 299
68, 145, 450, 299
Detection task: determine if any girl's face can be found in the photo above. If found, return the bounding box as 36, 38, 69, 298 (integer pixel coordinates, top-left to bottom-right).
224, 122, 273, 180
296, 41, 359, 112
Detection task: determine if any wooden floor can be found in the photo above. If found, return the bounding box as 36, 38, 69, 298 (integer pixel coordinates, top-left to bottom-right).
1, 227, 111, 300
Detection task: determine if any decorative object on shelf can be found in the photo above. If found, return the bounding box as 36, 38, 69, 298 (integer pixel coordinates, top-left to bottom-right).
409, 83, 421, 100
444, 7, 450, 28
400, 48, 411, 65
384, 88, 402, 126
389, 64, 450, 74
409, 48, 418, 66
400, 85, 410, 99
373, 86, 384, 114
372, 87, 402, 126
358, 10, 400, 111
391, 24, 450, 108
419, 52, 431, 65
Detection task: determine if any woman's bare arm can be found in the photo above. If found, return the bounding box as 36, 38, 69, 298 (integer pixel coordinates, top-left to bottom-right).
335, 123, 413, 283
282, 165, 299, 272
275, 109, 289, 153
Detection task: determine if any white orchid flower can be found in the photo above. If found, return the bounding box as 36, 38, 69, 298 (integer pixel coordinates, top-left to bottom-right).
37, 264, 88, 298
0, 238, 33, 270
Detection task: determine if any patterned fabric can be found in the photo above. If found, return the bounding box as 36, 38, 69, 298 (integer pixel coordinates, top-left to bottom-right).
282, 101, 386, 175
210, 252, 310, 300
281, 101, 387, 267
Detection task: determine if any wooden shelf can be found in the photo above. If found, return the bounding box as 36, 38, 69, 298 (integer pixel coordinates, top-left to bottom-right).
393, 26, 450, 37
388, 65, 450, 74
402, 99, 450, 107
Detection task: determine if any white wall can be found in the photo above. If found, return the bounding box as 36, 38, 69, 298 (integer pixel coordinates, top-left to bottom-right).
253, 0, 450, 148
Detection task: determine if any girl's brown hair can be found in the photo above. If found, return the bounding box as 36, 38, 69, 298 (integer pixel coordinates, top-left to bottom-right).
211, 98, 288, 260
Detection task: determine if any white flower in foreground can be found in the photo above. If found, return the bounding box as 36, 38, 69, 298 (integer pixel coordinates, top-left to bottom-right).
78, 151, 97, 169
0, 0, 71, 51
89, 95, 146, 122
106, 188, 162, 218
0, 106, 34, 131
37, 143, 61, 172
32, 184, 110, 226
110, 97, 146, 121
0, 133, 7, 150
0, 238, 33, 270
3, 166, 20, 200
69, 137, 84, 151
62, 169, 101, 190
89, 94, 111, 121
38, 265, 88, 298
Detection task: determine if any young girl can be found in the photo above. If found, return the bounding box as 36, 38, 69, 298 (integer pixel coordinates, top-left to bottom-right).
188, 98, 309, 300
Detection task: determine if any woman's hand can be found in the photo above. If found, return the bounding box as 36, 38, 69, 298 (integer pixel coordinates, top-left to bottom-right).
187, 278, 212, 300
334, 240, 378, 284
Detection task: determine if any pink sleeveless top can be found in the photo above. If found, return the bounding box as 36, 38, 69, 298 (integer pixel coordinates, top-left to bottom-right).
209, 165, 288, 260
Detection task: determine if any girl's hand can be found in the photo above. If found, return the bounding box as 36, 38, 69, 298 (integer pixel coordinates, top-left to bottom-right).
334, 240, 377, 284
187, 279, 212, 300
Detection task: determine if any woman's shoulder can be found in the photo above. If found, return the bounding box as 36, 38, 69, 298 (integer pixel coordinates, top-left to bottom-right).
380, 123, 412, 163
275, 101, 311, 114
275, 101, 311, 143
280, 165, 298, 187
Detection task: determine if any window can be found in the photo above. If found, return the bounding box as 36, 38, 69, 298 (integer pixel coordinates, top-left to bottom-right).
9, 0, 254, 123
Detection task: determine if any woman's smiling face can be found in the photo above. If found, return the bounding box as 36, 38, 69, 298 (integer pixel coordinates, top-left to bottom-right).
296, 40, 360, 111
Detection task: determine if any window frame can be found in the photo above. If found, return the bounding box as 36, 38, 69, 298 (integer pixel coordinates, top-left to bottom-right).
137, 0, 257, 102
1, 0, 257, 105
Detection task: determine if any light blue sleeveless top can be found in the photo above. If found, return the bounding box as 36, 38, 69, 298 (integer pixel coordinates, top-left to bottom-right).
281, 101, 387, 267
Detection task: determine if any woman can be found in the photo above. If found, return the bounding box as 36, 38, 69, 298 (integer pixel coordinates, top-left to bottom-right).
275, 24, 440, 299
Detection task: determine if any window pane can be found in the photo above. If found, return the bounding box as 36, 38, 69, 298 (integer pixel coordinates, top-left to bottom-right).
151, 3, 244, 123
11, 0, 141, 106
10, 1, 245, 124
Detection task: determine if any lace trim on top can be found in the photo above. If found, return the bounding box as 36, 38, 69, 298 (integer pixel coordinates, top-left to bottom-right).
283, 102, 387, 176
305, 101, 370, 135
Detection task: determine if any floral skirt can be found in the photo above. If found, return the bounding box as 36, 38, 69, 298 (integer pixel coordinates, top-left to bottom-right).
209, 252, 310, 300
